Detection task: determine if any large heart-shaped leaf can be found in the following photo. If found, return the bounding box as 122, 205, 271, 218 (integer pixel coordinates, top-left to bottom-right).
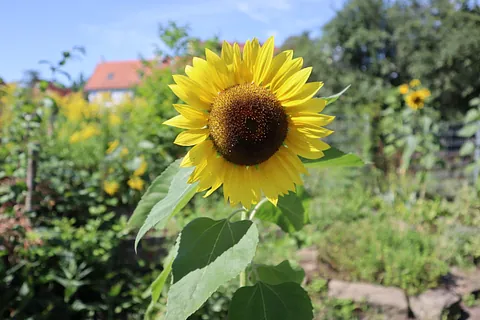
165, 218, 259, 320
251, 260, 305, 285
255, 191, 307, 233
228, 282, 313, 320
134, 162, 197, 251
301, 147, 364, 168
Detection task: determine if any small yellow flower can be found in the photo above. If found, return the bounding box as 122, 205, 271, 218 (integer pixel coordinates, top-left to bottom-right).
409, 79, 421, 88
106, 140, 120, 154
405, 91, 426, 110
69, 131, 82, 143
120, 147, 129, 157
103, 181, 120, 195
134, 158, 148, 176
80, 124, 100, 140
398, 84, 409, 95
128, 176, 145, 191
418, 88, 431, 98
109, 113, 122, 126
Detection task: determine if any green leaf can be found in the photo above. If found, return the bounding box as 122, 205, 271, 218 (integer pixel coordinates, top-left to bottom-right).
127, 159, 182, 230
151, 242, 179, 303
464, 108, 480, 123
172, 218, 252, 282
458, 123, 480, 138
251, 260, 305, 285
301, 147, 364, 168
165, 218, 258, 320
460, 141, 476, 157
228, 282, 313, 320
134, 161, 197, 251
400, 136, 418, 173
321, 85, 350, 105
255, 191, 307, 233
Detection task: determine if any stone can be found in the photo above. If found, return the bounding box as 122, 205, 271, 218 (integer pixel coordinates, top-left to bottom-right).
328, 280, 409, 319
409, 289, 460, 320
296, 247, 319, 282
449, 267, 480, 296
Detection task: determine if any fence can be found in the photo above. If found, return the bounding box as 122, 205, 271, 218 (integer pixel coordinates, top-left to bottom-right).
325, 115, 480, 183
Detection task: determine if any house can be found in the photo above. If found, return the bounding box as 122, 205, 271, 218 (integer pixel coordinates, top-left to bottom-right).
84, 60, 152, 105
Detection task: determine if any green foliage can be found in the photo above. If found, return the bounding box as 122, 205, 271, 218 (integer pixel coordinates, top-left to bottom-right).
301, 147, 365, 168
165, 218, 258, 320
283, 0, 480, 118
228, 282, 313, 320
134, 163, 197, 250
0, 212, 160, 319
255, 192, 308, 233
251, 260, 305, 285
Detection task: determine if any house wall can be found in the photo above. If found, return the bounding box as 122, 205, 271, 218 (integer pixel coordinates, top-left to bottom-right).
86, 89, 134, 106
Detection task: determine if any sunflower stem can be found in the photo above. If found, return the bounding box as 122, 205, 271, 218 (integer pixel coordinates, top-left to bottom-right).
249, 198, 269, 220
227, 208, 247, 220
239, 210, 248, 287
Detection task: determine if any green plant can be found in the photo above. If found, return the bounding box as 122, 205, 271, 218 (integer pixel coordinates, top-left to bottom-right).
458, 96, 480, 182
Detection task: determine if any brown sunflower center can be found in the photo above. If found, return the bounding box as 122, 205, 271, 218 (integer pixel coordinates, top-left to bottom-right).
209, 83, 288, 166
413, 96, 423, 104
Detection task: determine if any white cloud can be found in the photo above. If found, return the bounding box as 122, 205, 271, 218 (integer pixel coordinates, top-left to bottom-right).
234, 0, 291, 23
265, 29, 279, 38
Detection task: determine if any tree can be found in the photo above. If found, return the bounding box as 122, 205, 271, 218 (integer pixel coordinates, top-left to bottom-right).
281, 0, 480, 118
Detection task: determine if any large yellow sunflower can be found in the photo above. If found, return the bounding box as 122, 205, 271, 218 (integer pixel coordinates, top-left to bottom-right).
164, 37, 334, 208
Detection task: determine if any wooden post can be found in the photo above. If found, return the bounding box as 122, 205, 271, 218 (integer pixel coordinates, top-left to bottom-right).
25, 143, 38, 212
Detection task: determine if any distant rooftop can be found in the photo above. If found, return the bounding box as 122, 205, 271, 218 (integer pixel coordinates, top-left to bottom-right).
84, 60, 168, 92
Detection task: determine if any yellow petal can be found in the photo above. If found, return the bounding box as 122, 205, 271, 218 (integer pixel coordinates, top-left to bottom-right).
196, 152, 224, 192
169, 84, 211, 111
263, 50, 293, 87
180, 151, 195, 167
185, 65, 219, 96
163, 115, 207, 129
173, 75, 215, 103
232, 43, 243, 84
202, 157, 226, 197
281, 82, 324, 106
285, 98, 327, 114
221, 41, 234, 65
275, 67, 312, 100
174, 129, 209, 146
253, 36, 275, 85
243, 38, 260, 83
173, 104, 208, 120
205, 49, 234, 89
293, 124, 334, 139
256, 165, 280, 205
290, 113, 335, 128
285, 130, 325, 159
188, 140, 215, 164
271, 57, 303, 92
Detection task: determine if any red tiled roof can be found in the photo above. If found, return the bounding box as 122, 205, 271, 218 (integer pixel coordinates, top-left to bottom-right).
84, 60, 157, 91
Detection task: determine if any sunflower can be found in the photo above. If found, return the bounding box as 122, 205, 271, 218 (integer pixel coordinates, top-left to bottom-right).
104, 181, 120, 196
106, 139, 120, 154
128, 176, 145, 191
398, 84, 409, 95
409, 79, 421, 88
164, 37, 334, 208
405, 90, 426, 110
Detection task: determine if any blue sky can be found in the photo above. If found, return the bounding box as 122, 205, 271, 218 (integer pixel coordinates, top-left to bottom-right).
1, 0, 340, 83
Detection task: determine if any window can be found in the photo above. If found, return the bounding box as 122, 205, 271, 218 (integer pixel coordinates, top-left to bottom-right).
107, 72, 114, 80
